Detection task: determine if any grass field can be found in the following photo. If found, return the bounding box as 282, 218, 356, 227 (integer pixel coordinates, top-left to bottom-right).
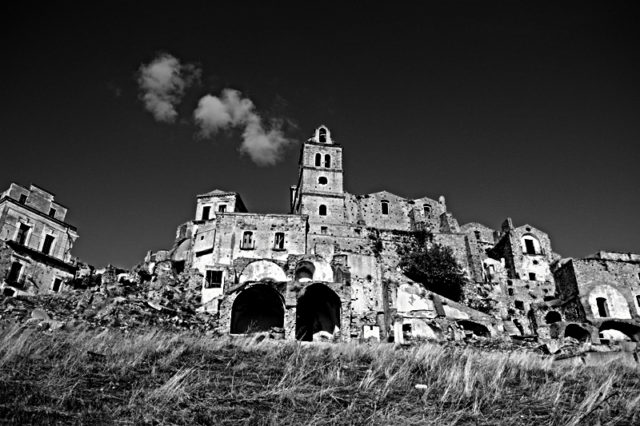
1, 325, 639, 425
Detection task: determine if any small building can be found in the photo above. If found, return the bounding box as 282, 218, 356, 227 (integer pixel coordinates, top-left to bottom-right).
0, 183, 79, 295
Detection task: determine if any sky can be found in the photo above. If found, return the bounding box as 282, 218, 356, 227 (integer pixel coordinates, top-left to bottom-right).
1, 2, 638, 268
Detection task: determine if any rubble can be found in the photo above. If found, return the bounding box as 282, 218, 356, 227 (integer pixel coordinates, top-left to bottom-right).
0, 266, 218, 333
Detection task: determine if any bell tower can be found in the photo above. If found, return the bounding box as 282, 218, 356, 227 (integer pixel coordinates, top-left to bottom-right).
291, 125, 346, 235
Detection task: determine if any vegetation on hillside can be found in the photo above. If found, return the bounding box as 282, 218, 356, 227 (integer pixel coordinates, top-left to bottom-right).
1, 325, 639, 425
399, 232, 467, 301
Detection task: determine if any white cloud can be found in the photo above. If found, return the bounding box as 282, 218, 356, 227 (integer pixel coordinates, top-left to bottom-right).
194, 89, 293, 166
137, 53, 200, 122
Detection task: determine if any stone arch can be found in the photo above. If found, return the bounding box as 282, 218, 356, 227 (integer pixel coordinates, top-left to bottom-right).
521, 234, 541, 255
457, 320, 491, 337
564, 323, 590, 342
296, 283, 341, 341
599, 321, 640, 342
230, 284, 284, 334
294, 257, 334, 283
294, 261, 315, 282
587, 285, 631, 319
545, 311, 562, 324
239, 260, 287, 284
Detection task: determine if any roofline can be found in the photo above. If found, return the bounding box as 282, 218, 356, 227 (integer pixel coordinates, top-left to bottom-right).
30, 183, 56, 197
0, 196, 78, 232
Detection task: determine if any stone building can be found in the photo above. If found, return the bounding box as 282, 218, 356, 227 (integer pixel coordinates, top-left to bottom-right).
156, 125, 640, 344
0, 183, 79, 296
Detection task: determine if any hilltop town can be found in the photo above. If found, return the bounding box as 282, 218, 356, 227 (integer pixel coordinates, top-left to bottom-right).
2, 125, 639, 351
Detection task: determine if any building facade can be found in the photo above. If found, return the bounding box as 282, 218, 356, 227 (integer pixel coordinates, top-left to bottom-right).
0, 183, 79, 296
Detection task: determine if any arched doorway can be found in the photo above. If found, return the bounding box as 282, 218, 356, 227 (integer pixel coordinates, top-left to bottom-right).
599, 321, 640, 342
564, 324, 590, 342
296, 283, 341, 341
457, 320, 491, 337
230, 284, 284, 334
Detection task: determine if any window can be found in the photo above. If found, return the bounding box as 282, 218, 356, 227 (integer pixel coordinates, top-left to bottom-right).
18, 194, 27, 204
205, 270, 223, 288
218, 204, 227, 213
7, 262, 22, 283
241, 231, 254, 249
52, 278, 62, 292
423, 204, 431, 215
637, 295, 640, 308
319, 205, 327, 216
507, 288, 514, 296
16, 223, 30, 245
528, 272, 536, 281
524, 238, 536, 255
596, 297, 610, 317
315, 153, 321, 167
320, 226, 328, 235
319, 127, 327, 143
381, 200, 389, 215
42, 235, 55, 255
474, 231, 481, 240
48, 208, 56, 218
324, 154, 331, 168
201, 206, 211, 221
318, 176, 328, 185
515, 300, 524, 311
274, 232, 285, 250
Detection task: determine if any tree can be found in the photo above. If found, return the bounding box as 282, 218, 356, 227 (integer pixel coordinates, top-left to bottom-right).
399, 237, 466, 302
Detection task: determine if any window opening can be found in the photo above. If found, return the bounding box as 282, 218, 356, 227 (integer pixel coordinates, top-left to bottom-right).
241, 231, 254, 249
52, 278, 62, 292
315, 153, 321, 167
48, 208, 56, 218
16, 223, 30, 245
205, 270, 223, 288
515, 300, 524, 311
528, 272, 536, 281
274, 232, 285, 250
319, 205, 327, 216
423, 204, 431, 215
218, 204, 227, 213
7, 262, 22, 283
201, 206, 211, 221
324, 154, 331, 168
320, 226, 328, 235
524, 238, 536, 255
42, 235, 55, 255
318, 127, 327, 143
318, 176, 328, 185
596, 297, 610, 317
18, 194, 27, 204
381, 200, 389, 215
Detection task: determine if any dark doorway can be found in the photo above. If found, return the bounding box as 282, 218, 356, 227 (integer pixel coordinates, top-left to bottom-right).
230, 285, 284, 334
457, 320, 490, 337
7, 262, 23, 283
42, 235, 55, 255
16, 224, 30, 245
296, 284, 341, 341
545, 311, 562, 324
564, 324, 590, 342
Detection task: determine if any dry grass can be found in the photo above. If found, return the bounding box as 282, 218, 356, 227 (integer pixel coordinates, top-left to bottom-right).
0, 324, 639, 425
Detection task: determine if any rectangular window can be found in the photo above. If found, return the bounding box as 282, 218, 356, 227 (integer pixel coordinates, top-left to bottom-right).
524, 239, 536, 255
48, 208, 56, 218
274, 232, 285, 250
42, 235, 55, 255
7, 262, 23, 283
381, 201, 389, 215
507, 288, 514, 296
596, 297, 610, 317
16, 223, 30, 245
528, 272, 536, 281
52, 278, 62, 292
241, 231, 254, 249
515, 300, 524, 310
205, 270, 223, 288
201, 206, 211, 221
218, 204, 227, 213
320, 226, 328, 235
18, 194, 27, 204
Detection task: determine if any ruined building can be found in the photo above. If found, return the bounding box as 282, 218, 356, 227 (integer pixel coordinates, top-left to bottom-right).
0, 183, 79, 296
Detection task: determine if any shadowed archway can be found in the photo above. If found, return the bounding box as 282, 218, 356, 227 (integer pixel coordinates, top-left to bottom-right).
564, 324, 590, 342
296, 283, 341, 341
230, 284, 284, 334
599, 321, 640, 342
457, 320, 490, 337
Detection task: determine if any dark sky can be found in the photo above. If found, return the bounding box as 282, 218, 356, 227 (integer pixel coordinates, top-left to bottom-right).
1, 2, 639, 267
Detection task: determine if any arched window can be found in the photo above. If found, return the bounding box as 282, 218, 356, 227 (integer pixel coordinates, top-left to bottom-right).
596, 297, 610, 317
315, 153, 321, 167
521, 235, 540, 255
318, 176, 328, 185
423, 204, 431, 216
319, 205, 327, 216
324, 154, 331, 168
318, 127, 327, 143
381, 200, 389, 215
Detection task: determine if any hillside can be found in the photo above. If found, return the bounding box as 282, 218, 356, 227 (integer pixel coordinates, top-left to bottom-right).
1, 325, 639, 425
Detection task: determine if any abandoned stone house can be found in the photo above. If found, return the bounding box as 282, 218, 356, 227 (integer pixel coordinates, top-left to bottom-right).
148, 125, 640, 343
0, 183, 79, 296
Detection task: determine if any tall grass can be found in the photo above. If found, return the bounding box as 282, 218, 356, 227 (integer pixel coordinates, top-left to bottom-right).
0, 324, 638, 425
